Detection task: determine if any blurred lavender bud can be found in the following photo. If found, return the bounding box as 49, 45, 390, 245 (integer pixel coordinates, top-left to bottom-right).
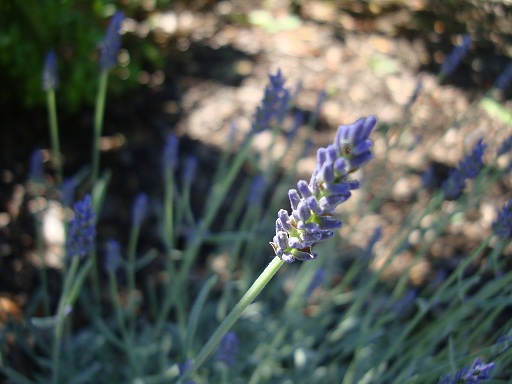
216, 331, 239, 366
283, 110, 304, 140
247, 174, 267, 205
61, 178, 76, 207
66, 195, 96, 258
42, 50, 59, 91
494, 62, 512, 91
178, 359, 196, 384
496, 335, 512, 355
29, 148, 44, 182
364, 226, 382, 259
252, 69, 291, 133
104, 239, 121, 273
392, 289, 417, 313
132, 193, 148, 226
162, 133, 180, 174
271, 116, 377, 262
442, 139, 486, 200
98, 11, 124, 70
182, 155, 198, 185
438, 358, 495, 384
314, 89, 326, 119
497, 135, 512, 157
404, 75, 423, 110
492, 199, 512, 239
440, 34, 471, 78
305, 267, 326, 298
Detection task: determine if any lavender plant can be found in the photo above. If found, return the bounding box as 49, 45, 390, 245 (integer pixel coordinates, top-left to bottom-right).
442, 139, 487, 200
4, 13, 512, 384
439, 34, 472, 82
438, 358, 496, 384
42, 50, 62, 183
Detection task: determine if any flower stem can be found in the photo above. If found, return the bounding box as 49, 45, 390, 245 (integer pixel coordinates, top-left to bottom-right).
46, 89, 61, 184
178, 256, 285, 382
91, 70, 109, 187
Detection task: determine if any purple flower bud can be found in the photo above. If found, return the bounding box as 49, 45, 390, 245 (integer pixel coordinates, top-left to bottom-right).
440, 34, 471, 78
281, 252, 296, 263
277, 209, 293, 232
325, 182, 350, 195
288, 189, 301, 210
98, 11, 125, 70
439, 358, 495, 384
104, 239, 121, 273
292, 249, 317, 261
316, 147, 327, 166
252, 69, 291, 133
495, 62, 512, 91
318, 230, 335, 240
442, 139, 486, 200
162, 133, 179, 173
299, 222, 321, 235
61, 178, 76, 206
29, 148, 44, 182
319, 162, 334, 183
274, 231, 289, 250
299, 231, 323, 244
247, 175, 267, 204
296, 201, 311, 222
288, 237, 302, 248
305, 196, 323, 215
349, 151, 374, 171
132, 193, 148, 226
316, 216, 342, 230
297, 180, 312, 198
66, 195, 96, 258
352, 139, 373, 156
325, 145, 337, 163
493, 199, 512, 238
497, 135, 512, 157
216, 331, 239, 366
182, 155, 198, 185
319, 194, 350, 212
333, 158, 347, 175
42, 50, 58, 91
305, 267, 325, 298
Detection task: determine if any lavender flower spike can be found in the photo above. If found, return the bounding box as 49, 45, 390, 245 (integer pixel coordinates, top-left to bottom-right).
42, 50, 58, 91
440, 34, 472, 78
270, 116, 377, 262
104, 239, 121, 273
66, 195, 96, 258
252, 69, 291, 133
98, 11, 125, 70
163, 133, 180, 174
215, 331, 239, 366
494, 62, 512, 92
442, 139, 486, 200
497, 135, 512, 157
438, 358, 495, 384
492, 199, 512, 239
132, 193, 148, 226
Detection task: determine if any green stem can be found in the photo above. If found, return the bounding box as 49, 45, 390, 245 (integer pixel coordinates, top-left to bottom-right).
51, 256, 80, 384
127, 223, 141, 336
91, 70, 109, 187
46, 89, 62, 183
108, 272, 142, 377
178, 256, 285, 383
